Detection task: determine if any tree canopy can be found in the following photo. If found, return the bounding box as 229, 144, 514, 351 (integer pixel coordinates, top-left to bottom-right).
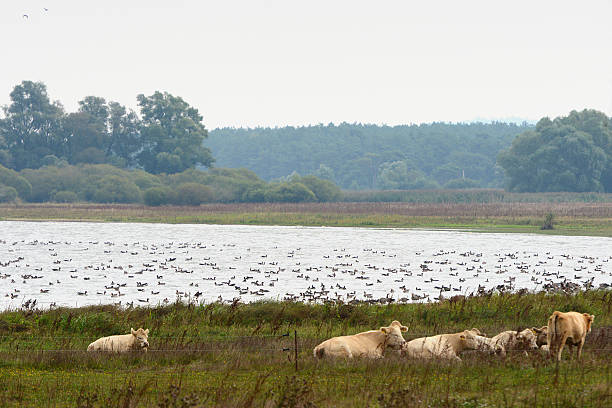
0, 81, 212, 174
207, 122, 529, 190
498, 110, 612, 192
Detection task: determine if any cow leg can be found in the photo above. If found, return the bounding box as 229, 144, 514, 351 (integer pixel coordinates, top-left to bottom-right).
567, 343, 574, 359
556, 334, 569, 361
576, 339, 585, 359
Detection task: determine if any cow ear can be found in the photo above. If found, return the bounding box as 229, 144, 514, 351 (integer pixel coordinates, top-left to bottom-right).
531, 327, 541, 333
459, 334, 466, 340
400, 325, 408, 332
380, 327, 388, 333
131, 328, 135, 335
145, 329, 149, 335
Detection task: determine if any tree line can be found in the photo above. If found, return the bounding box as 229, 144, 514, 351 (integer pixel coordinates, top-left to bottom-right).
0, 81, 340, 204
0, 81, 213, 173
2, 80, 611, 203
207, 121, 531, 190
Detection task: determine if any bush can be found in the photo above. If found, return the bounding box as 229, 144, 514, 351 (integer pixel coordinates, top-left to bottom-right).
172, 183, 213, 206
0, 185, 18, 202
297, 175, 342, 202
264, 182, 317, 203
21, 165, 83, 202
143, 186, 173, 206
53, 190, 79, 203
131, 170, 162, 190
89, 175, 142, 203
0, 164, 32, 200
541, 212, 555, 230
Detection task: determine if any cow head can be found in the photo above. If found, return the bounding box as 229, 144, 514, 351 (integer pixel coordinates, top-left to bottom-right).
531, 326, 548, 347
469, 328, 486, 337
131, 327, 150, 350
516, 329, 538, 350
380, 320, 408, 350
458, 330, 480, 350
583, 314, 594, 332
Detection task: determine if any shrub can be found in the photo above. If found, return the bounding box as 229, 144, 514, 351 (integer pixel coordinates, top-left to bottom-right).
53, 190, 79, 203
172, 182, 213, 205
264, 182, 317, 203
131, 170, 162, 190
144, 186, 173, 206
21, 165, 83, 202
89, 175, 142, 203
541, 212, 555, 230
0, 164, 32, 199
0, 185, 18, 202
297, 175, 342, 202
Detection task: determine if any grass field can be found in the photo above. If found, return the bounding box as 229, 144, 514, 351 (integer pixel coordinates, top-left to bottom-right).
0, 291, 611, 407
2, 202, 612, 236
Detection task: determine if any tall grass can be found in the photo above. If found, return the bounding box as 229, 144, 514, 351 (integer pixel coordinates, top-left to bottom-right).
0, 292, 610, 406
2, 202, 612, 237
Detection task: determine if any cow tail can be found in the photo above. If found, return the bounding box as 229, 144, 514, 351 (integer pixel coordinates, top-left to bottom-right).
315, 346, 325, 359
549, 312, 558, 353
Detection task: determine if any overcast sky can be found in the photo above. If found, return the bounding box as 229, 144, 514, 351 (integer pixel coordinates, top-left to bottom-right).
2, 0, 611, 129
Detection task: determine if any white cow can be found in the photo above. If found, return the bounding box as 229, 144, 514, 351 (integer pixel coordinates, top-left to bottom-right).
402, 329, 497, 361
490, 329, 539, 357
313, 320, 408, 359
531, 326, 548, 348
547, 311, 594, 361
87, 328, 150, 352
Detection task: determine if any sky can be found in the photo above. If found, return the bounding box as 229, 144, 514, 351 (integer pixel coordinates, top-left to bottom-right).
1, 0, 611, 129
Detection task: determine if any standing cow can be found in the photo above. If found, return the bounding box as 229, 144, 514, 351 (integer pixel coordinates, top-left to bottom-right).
313, 320, 408, 359
87, 328, 150, 352
547, 311, 594, 361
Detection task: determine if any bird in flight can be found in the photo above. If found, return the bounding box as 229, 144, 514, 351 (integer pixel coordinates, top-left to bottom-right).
22, 14, 29, 19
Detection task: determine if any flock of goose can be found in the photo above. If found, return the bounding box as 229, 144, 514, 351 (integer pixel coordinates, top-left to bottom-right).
0, 223, 610, 309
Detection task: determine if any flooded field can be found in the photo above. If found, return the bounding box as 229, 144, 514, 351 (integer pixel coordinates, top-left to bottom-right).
0, 221, 610, 309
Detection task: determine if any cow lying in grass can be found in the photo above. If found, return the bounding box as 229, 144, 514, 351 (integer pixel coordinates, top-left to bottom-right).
87, 328, 150, 352
313, 320, 408, 359
547, 311, 594, 361
402, 329, 498, 361
489, 329, 539, 357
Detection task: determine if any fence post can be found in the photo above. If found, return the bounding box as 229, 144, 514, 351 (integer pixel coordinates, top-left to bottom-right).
294, 329, 298, 372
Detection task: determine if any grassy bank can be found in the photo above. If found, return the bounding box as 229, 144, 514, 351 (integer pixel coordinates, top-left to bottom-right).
1, 291, 611, 407
2, 202, 612, 236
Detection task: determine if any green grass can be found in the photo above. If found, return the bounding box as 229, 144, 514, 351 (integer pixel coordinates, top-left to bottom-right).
1, 291, 611, 407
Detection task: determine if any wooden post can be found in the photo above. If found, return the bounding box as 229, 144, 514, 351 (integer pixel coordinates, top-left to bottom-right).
294, 329, 298, 372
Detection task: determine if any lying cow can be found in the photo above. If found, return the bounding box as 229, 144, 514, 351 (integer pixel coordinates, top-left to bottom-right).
402, 329, 497, 361
531, 326, 548, 348
547, 311, 594, 361
313, 320, 408, 359
87, 328, 150, 352
490, 329, 538, 357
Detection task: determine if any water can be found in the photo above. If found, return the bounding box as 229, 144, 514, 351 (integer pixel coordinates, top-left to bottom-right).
0, 221, 610, 309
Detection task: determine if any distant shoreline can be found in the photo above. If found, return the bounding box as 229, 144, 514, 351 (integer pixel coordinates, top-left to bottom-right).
1, 202, 611, 237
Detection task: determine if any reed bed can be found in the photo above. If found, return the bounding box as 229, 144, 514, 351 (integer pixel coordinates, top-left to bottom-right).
2, 202, 612, 237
